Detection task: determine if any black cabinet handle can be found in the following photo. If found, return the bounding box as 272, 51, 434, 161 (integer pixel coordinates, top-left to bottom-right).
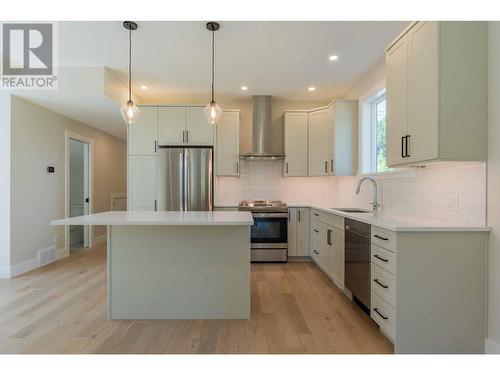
373, 308, 388, 320
373, 254, 389, 262
313, 250, 319, 255
285, 162, 289, 174
313, 213, 319, 217
288, 210, 291, 222
327, 229, 332, 245
154, 199, 157, 211
331, 159, 334, 172
374, 234, 389, 241
374, 279, 388, 289
401, 136, 405, 158
186, 131, 189, 143
154, 140, 157, 153
313, 229, 319, 233
298, 210, 301, 222
324, 161, 328, 173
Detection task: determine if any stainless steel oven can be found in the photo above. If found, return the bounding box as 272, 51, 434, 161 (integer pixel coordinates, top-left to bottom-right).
239, 200, 288, 262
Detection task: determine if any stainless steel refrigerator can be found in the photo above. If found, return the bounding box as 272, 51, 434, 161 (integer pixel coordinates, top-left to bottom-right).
156, 147, 213, 211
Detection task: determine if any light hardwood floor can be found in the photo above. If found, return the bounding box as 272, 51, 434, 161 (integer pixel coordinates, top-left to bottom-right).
0, 243, 393, 354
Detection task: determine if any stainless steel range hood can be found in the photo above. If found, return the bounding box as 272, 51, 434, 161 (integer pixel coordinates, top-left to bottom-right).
240, 95, 284, 160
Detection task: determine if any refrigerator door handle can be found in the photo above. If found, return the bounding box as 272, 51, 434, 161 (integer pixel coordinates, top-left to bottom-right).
183, 149, 189, 211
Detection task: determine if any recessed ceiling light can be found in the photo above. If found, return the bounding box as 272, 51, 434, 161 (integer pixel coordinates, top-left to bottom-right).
140, 85, 148, 90
241, 86, 248, 91
329, 55, 339, 61
308, 86, 316, 92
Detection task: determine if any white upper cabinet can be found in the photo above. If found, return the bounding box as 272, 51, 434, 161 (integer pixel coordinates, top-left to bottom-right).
386, 34, 409, 166
157, 106, 214, 146
216, 111, 240, 176
331, 101, 357, 176
308, 108, 332, 176
128, 107, 158, 156
386, 21, 487, 167
407, 21, 439, 163
158, 107, 186, 145
283, 112, 309, 176
186, 107, 214, 145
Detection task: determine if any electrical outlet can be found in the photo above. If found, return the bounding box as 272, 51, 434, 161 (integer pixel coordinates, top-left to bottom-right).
448, 195, 459, 209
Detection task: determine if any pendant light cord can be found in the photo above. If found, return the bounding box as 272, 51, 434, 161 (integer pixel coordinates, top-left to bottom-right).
128, 27, 132, 102
211, 29, 215, 103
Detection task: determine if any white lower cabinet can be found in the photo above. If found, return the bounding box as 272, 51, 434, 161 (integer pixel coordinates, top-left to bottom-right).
310, 209, 344, 288
288, 207, 310, 257
127, 156, 156, 211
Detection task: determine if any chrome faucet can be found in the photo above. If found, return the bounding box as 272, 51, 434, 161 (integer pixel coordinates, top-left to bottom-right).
356, 177, 380, 212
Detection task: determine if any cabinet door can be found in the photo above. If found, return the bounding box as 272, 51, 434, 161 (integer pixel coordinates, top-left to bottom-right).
386, 34, 409, 167
216, 111, 240, 176
186, 107, 214, 145
128, 107, 157, 156
297, 208, 310, 256
319, 223, 331, 273
308, 108, 332, 176
128, 156, 156, 211
287, 208, 298, 257
407, 21, 439, 163
158, 107, 186, 145
283, 112, 309, 176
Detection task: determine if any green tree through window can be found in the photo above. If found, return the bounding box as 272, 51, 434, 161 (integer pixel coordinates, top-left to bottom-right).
375, 98, 389, 172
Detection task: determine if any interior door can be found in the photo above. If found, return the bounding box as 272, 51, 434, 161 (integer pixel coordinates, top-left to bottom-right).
407, 21, 439, 163
386, 34, 409, 167
158, 107, 186, 145
156, 148, 184, 211
308, 108, 332, 176
185, 148, 213, 211
283, 112, 309, 176
186, 107, 214, 145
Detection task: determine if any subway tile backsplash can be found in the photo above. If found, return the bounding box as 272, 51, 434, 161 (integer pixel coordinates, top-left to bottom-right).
216, 160, 486, 225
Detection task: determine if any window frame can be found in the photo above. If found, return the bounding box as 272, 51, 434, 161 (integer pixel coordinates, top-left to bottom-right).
370, 93, 387, 173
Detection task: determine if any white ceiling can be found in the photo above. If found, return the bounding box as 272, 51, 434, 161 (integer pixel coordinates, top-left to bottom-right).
58, 21, 408, 102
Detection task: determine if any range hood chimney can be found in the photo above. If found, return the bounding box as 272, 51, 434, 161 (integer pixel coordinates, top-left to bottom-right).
240, 95, 284, 160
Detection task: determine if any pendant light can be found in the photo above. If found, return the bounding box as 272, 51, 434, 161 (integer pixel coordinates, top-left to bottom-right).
120, 21, 141, 125
204, 21, 223, 125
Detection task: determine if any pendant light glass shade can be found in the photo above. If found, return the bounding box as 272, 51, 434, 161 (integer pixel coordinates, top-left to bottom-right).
121, 100, 141, 125
121, 21, 140, 125
205, 22, 222, 125
204, 100, 223, 125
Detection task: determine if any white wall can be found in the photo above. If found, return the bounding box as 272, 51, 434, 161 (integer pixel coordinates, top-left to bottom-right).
486, 21, 500, 353
9, 96, 127, 268
0, 94, 12, 277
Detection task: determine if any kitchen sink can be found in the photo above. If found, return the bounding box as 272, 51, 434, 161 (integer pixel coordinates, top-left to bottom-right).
332, 208, 372, 213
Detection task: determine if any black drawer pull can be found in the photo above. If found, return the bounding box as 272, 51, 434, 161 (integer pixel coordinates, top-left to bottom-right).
373, 279, 388, 289
313, 229, 319, 233
373, 254, 389, 262
313, 213, 319, 217
374, 234, 389, 241
373, 308, 388, 320
313, 250, 319, 255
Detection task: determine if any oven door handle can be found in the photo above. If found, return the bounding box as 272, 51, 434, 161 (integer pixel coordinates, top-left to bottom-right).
251, 213, 288, 218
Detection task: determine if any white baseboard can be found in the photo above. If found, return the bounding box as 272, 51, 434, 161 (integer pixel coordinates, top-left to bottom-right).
485, 338, 500, 354
93, 234, 107, 245
6, 245, 67, 279
0, 266, 11, 279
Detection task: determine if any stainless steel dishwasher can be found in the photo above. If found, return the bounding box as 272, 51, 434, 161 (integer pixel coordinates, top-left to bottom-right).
344, 218, 371, 313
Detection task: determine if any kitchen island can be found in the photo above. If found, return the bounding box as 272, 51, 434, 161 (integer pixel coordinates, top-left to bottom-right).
51, 211, 253, 320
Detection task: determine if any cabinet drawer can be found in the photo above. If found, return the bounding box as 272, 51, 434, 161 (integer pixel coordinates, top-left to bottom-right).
371, 292, 395, 340
371, 226, 397, 252
311, 209, 344, 230
311, 220, 320, 240
371, 244, 396, 275
371, 263, 396, 307
311, 239, 320, 262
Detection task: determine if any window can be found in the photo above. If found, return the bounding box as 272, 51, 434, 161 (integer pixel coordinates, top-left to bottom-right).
372, 94, 389, 173
360, 86, 390, 174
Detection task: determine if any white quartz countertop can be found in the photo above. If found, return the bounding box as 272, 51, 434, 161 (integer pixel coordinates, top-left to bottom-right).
51, 211, 254, 226
291, 204, 490, 232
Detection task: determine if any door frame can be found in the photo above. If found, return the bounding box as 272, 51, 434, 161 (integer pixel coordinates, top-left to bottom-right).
65, 131, 94, 250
